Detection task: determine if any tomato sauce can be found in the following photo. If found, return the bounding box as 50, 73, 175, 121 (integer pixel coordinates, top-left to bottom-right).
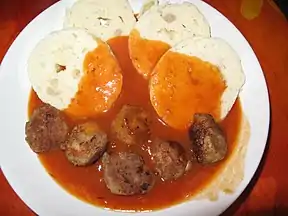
28, 36, 242, 211
129, 29, 171, 78
65, 39, 123, 118
150, 50, 226, 129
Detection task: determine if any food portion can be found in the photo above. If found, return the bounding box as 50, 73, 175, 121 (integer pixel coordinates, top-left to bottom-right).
64, 0, 136, 41
189, 114, 227, 164
27, 35, 244, 211
62, 122, 108, 166
111, 104, 151, 145
27, 28, 123, 118
150, 37, 245, 129
25, 104, 68, 153
102, 152, 155, 195
129, 2, 211, 78
25, 0, 247, 212
151, 139, 188, 181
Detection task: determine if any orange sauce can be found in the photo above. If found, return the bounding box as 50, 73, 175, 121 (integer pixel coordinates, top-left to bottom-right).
150, 51, 226, 129
129, 29, 171, 78
64, 40, 123, 118
28, 36, 242, 211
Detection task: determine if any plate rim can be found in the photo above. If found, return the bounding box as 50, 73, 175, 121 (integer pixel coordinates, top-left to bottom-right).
0, 0, 270, 215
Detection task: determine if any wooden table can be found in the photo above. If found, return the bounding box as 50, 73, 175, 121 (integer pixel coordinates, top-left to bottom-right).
0, 0, 287, 215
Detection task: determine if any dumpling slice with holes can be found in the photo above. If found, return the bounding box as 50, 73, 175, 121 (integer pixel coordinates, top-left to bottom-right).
27, 28, 123, 118
64, 0, 136, 41
129, 2, 211, 79
149, 37, 245, 129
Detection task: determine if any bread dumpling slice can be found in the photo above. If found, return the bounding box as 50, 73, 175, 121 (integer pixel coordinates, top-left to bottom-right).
64, 0, 136, 41
28, 28, 123, 118
150, 37, 245, 129
137, 0, 159, 18
129, 2, 211, 79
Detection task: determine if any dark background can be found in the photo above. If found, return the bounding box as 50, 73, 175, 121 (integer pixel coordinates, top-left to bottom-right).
275, 0, 288, 18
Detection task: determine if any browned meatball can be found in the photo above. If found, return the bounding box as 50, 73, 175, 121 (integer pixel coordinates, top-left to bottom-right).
189, 113, 227, 164
111, 105, 151, 145
25, 104, 69, 153
102, 152, 155, 195
64, 122, 107, 166
151, 139, 188, 181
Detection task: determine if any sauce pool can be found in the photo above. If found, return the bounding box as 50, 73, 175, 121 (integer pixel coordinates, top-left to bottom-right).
28, 36, 242, 211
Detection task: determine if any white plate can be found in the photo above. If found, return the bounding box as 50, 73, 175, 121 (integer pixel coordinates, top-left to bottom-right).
0, 0, 270, 215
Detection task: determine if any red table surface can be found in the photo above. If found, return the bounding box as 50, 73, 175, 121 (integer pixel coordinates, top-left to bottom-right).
0, 0, 288, 215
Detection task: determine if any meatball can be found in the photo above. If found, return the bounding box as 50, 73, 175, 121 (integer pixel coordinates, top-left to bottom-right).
64, 122, 107, 166
102, 152, 155, 195
151, 139, 188, 181
111, 105, 151, 145
25, 104, 69, 153
189, 113, 227, 164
